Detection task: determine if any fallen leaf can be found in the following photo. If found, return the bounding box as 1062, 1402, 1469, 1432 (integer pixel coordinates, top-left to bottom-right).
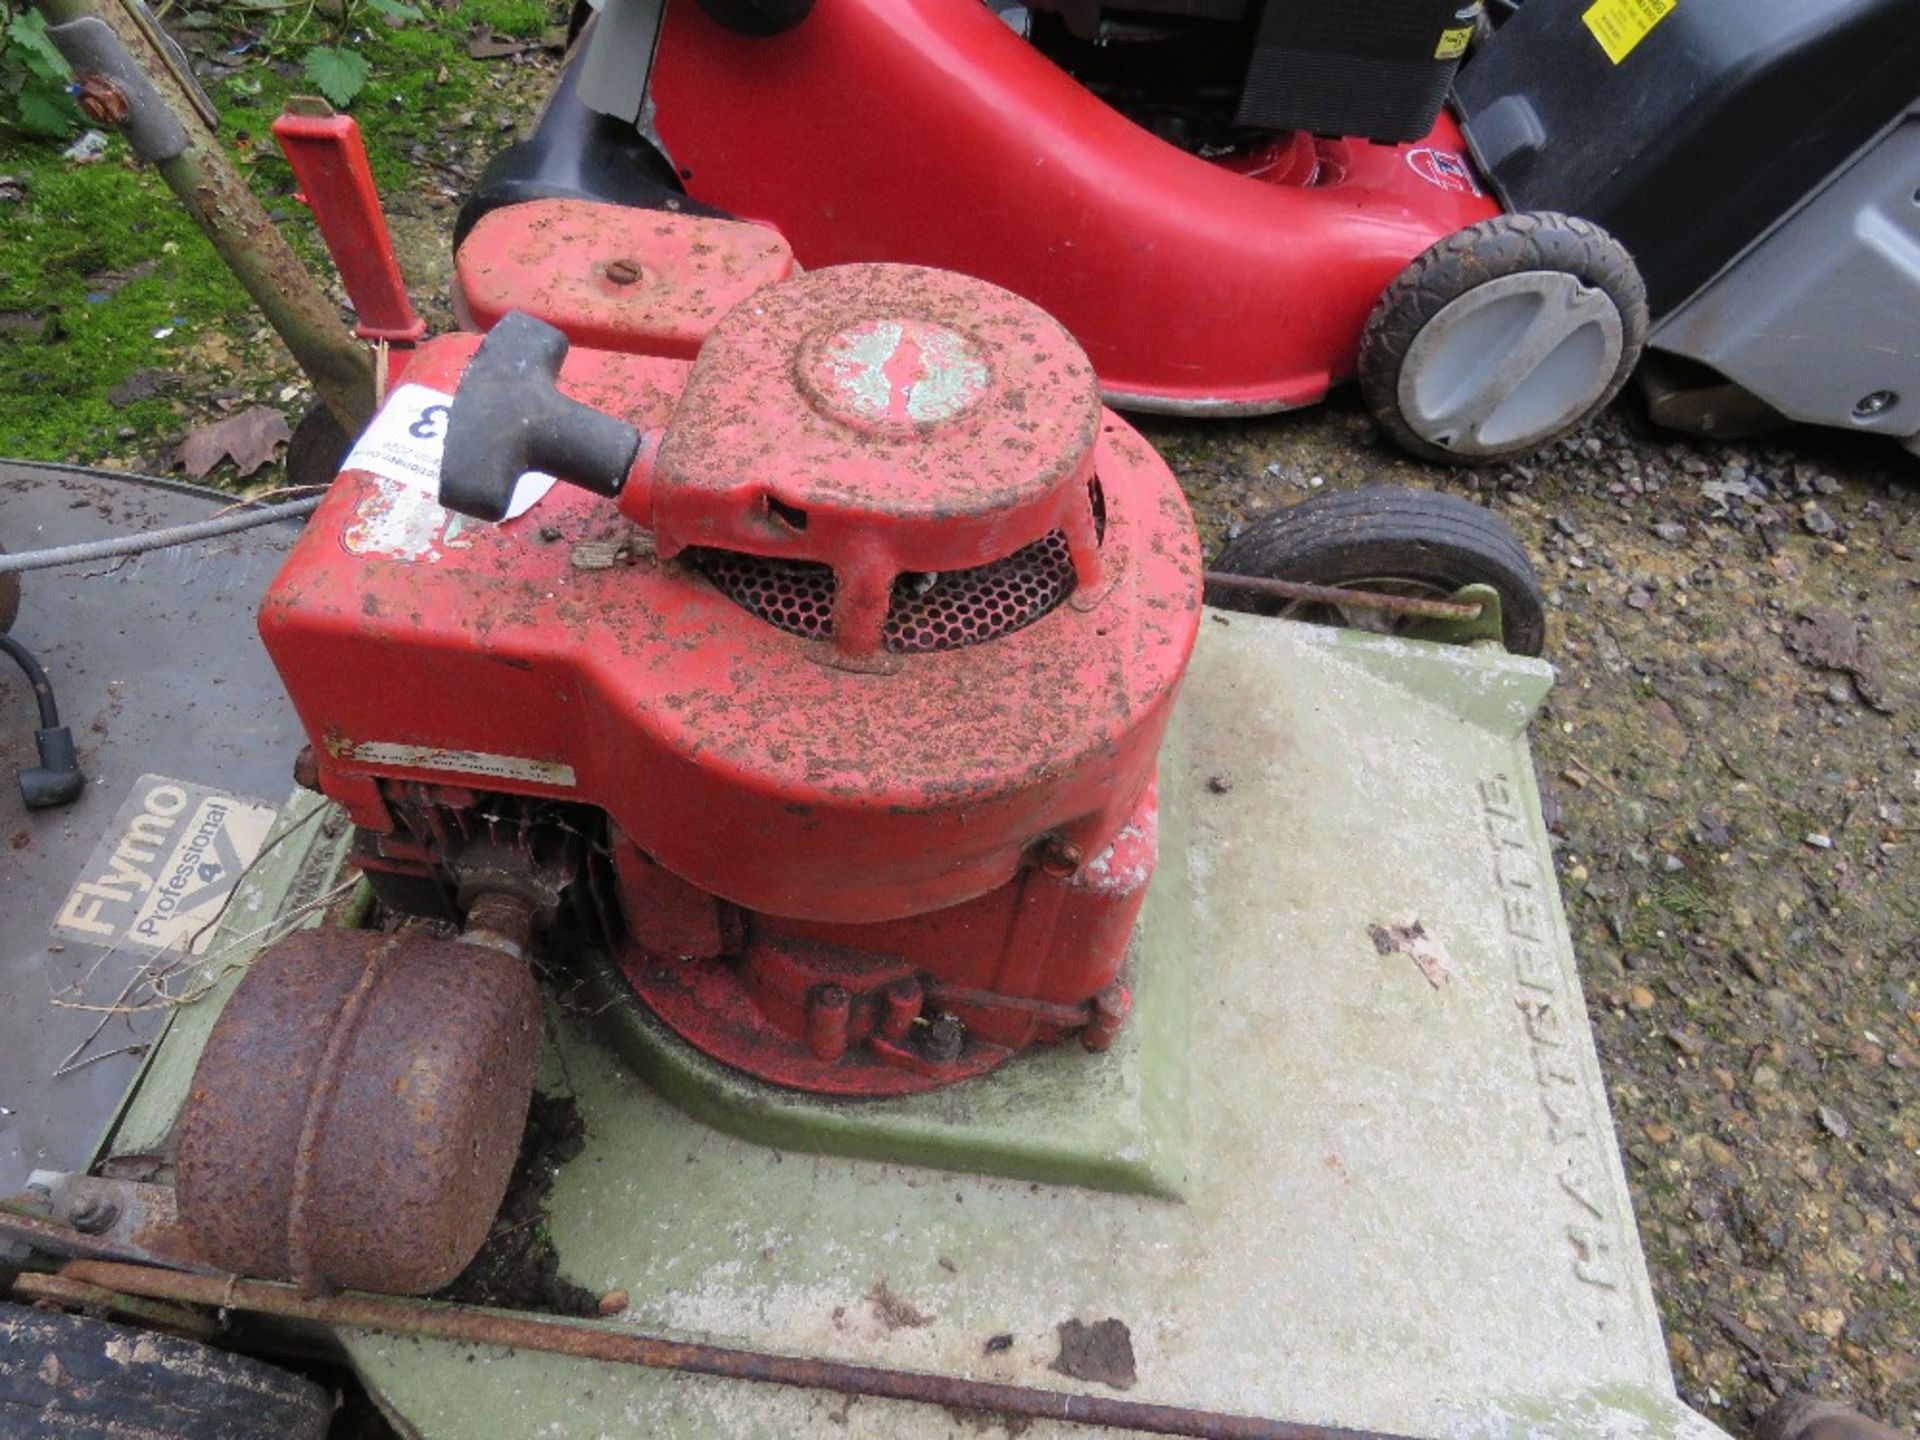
468, 23, 535, 57
1368, 918, 1456, 989
173, 405, 291, 479
84, 258, 158, 302
1785, 605, 1892, 713
107, 368, 180, 406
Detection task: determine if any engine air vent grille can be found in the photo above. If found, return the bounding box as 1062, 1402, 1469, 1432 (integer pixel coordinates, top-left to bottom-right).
698, 528, 1079, 653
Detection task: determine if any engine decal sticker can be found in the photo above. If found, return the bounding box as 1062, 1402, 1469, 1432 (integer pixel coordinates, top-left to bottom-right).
1405, 147, 1484, 197
1580, 0, 1675, 64
327, 738, 577, 790
51, 774, 279, 956
339, 382, 554, 562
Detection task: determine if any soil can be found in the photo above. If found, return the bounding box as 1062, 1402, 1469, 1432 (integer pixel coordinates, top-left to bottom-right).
435, 1091, 599, 1319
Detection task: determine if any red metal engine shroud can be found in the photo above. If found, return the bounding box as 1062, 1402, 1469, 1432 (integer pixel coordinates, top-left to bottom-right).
264, 215, 1201, 1093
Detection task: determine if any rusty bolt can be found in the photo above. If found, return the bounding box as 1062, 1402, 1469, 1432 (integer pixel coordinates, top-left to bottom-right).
69, 1193, 120, 1235
919, 1012, 965, 1065
1033, 834, 1083, 878
77, 75, 132, 126
461, 891, 536, 959
604, 258, 643, 286
292, 744, 321, 792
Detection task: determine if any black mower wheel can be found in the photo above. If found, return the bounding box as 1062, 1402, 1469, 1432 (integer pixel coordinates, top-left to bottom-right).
0, 544, 18, 633
1209, 485, 1547, 655
1359, 211, 1648, 465
0, 1301, 332, 1439
696, 0, 814, 35
285, 398, 356, 492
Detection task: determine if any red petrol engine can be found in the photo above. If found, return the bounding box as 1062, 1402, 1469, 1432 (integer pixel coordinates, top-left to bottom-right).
261, 211, 1201, 1097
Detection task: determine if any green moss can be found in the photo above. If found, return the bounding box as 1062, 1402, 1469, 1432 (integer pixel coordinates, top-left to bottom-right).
0, 0, 558, 469
0, 155, 246, 460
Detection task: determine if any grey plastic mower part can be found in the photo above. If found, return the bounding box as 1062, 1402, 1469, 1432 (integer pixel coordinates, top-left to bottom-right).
1650, 107, 1920, 447
1395, 270, 1626, 459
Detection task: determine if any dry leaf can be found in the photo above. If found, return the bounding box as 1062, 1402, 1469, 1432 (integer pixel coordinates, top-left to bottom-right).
467, 23, 535, 57
1369, 918, 1456, 989
173, 406, 291, 479
1785, 605, 1892, 712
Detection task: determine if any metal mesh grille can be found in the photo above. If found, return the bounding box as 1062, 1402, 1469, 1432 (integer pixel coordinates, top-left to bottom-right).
697, 529, 1080, 653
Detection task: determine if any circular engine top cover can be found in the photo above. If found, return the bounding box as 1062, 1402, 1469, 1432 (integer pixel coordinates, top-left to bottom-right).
647, 264, 1106, 654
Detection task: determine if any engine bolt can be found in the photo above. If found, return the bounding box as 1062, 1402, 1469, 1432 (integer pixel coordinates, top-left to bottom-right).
604, 258, 643, 286
77, 75, 131, 126
69, 1193, 119, 1235
920, 1012, 965, 1064
1034, 835, 1083, 878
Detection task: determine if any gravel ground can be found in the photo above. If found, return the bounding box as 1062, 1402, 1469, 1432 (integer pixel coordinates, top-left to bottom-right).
1144, 394, 1919, 1437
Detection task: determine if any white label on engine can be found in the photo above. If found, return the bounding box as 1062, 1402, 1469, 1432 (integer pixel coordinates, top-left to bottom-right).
333, 740, 577, 789
342, 382, 556, 523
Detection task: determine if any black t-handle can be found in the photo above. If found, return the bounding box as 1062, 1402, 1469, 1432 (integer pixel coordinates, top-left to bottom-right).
440, 310, 642, 522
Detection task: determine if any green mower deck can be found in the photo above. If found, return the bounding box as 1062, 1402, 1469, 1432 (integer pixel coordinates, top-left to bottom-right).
97, 612, 1730, 1440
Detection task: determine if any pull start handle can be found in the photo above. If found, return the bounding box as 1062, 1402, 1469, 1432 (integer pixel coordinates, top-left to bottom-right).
440, 311, 641, 522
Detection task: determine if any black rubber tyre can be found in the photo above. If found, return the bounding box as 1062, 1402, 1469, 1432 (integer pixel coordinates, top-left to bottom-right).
285, 398, 355, 493
0, 1302, 332, 1439
0, 544, 19, 633
1358, 211, 1649, 465
1210, 485, 1547, 655
696, 0, 814, 35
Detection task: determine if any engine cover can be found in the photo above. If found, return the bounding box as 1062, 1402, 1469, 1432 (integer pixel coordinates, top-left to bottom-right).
262, 218, 1201, 1092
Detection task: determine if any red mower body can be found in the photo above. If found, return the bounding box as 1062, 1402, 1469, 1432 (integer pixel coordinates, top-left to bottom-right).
263, 217, 1201, 1093
645, 0, 1502, 413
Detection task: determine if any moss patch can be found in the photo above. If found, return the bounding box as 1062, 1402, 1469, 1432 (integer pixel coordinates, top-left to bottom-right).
0, 0, 559, 478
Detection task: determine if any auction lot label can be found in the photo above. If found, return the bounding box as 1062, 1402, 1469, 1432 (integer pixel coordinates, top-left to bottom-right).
51, 775, 278, 956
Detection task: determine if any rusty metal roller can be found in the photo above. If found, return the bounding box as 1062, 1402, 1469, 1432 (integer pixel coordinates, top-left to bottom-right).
175, 928, 540, 1296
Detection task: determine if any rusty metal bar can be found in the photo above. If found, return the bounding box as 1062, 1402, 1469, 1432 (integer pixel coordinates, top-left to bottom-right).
11, 1271, 219, 1340
0, 1204, 161, 1267
1201, 572, 1481, 620
62, 1260, 1425, 1440
38, 0, 376, 433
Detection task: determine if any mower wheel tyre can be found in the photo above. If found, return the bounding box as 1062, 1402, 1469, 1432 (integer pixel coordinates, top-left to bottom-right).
0, 544, 18, 632
1359, 211, 1647, 465
696, 0, 813, 35
1209, 485, 1547, 655
285, 399, 356, 493
0, 1301, 332, 1439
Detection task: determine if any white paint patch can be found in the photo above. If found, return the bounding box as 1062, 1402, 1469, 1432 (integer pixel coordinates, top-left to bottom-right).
339, 382, 556, 562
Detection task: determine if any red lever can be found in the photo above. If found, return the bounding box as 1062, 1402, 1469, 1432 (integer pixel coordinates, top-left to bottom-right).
272, 105, 426, 349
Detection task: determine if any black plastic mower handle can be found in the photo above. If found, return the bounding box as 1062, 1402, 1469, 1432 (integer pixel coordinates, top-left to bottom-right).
440, 310, 641, 523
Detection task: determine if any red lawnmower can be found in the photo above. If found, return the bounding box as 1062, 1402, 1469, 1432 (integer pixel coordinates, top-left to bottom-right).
461, 0, 1640, 465
461, 0, 1920, 463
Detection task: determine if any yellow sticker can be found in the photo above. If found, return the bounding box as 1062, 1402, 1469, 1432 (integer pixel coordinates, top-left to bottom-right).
1435, 24, 1474, 60
1581, 0, 1676, 63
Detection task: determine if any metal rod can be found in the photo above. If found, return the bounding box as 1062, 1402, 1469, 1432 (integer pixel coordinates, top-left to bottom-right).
1201, 572, 1482, 620
61, 1260, 1424, 1440
12, 1271, 219, 1339
38, 0, 376, 433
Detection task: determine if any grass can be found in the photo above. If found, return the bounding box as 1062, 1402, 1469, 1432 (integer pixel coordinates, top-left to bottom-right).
0, 0, 556, 472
